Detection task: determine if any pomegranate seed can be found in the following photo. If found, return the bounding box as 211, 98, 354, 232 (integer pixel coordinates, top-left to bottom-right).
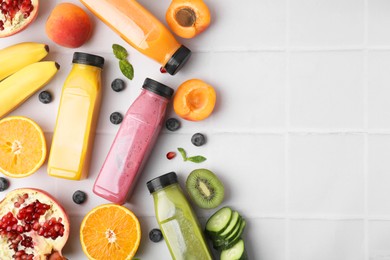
58, 217, 62, 223
166, 152, 176, 160
14, 202, 20, 208
160, 67, 167, 73
18, 197, 24, 205
15, 250, 25, 256
16, 225, 24, 233
22, 193, 28, 199
32, 222, 40, 231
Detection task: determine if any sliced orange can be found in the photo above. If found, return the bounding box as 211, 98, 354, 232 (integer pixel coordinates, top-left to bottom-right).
0, 116, 46, 178
80, 204, 141, 260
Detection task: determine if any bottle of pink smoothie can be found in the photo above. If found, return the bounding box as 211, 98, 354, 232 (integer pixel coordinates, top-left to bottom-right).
93, 78, 174, 204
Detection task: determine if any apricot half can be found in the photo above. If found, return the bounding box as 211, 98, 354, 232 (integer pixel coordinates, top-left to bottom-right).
173, 79, 216, 121
166, 0, 211, 39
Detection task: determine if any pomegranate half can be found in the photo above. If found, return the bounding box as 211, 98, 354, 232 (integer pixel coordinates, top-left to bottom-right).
0, 0, 39, 38
0, 188, 69, 260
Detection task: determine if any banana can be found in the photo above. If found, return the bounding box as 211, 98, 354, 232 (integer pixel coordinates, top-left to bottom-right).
0, 42, 49, 81
0, 61, 60, 118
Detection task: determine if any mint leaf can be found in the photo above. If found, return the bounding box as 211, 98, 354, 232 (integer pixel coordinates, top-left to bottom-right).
112, 44, 128, 60
119, 59, 134, 80
177, 147, 187, 161
187, 156, 207, 163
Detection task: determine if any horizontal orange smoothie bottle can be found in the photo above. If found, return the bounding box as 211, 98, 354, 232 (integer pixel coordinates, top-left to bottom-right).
80, 0, 191, 75
48, 52, 104, 180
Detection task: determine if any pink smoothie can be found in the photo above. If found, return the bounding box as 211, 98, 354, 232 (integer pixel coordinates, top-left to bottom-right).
93, 78, 173, 204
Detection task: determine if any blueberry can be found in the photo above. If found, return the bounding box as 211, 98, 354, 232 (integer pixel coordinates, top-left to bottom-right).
38, 91, 52, 104
0, 177, 9, 192
191, 133, 206, 146
165, 118, 180, 131
110, 112, 123, 125
149, 228, 163, 243
72, 190, 87, 204
111, 78, 126, 92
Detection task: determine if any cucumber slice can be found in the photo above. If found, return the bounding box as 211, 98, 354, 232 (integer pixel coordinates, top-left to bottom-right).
213, 217, 242, 246
214, 219, 247, 251
219, 211, 241, 238
205, 207, 233, 236
221, 239, 247, 260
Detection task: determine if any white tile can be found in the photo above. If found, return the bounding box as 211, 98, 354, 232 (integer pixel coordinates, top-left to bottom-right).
369, 221, 390, 260
289, 0, 364, 46
210, 52, 286, 131
367, 51, 390, 129
368, 0, 390, 45
191, 0, 286, 51
290, 51, 364, 129
243, 219, 286, 260
289, 220, 364, 260
368, 135, 390, 215
208, 134, 286, 216
289, 134, 365, 216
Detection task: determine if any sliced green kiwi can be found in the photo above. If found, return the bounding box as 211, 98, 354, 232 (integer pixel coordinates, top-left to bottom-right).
185, 168, 225, 209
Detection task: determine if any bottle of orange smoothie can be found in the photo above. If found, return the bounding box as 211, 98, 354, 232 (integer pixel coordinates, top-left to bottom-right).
48, 52, 104, 180
80, 0, 191, 75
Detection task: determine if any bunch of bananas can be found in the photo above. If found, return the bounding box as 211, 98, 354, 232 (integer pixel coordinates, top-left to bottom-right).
0, 42, 60, 118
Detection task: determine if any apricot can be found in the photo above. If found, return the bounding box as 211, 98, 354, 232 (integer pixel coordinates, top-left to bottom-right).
173, 79, 216, 121
166, 0, 211, 39
46, 3, 92, 48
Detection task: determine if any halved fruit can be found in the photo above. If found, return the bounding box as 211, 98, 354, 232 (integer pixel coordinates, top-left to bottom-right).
0, 188, 69, 259
166, 0, 211, 39
173, 79, 216, 121
0, 116, 46, 178
0, 0, 39, 38
80, 204, 141, 260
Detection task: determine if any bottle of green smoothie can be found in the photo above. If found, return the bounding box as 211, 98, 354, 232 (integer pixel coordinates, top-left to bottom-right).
147, 172, 213, 260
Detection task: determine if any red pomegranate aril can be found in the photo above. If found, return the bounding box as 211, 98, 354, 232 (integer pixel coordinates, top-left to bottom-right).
16, 225, 24, 233
15, 250, 25, 256
18, 197, 25, 204
14, 202, 20, 208
38, 227, 44, 236
23, 224, 31, 232
166, 151, 176, 160
22, 193, 28, 199
54, 223, 61, 232
32, 222, 40, 231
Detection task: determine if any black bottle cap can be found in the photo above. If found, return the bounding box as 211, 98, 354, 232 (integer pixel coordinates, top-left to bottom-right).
142, 78, 174, 99
164, 45, 191, 75
72, 52, 105, 69
147, 172, 178, 194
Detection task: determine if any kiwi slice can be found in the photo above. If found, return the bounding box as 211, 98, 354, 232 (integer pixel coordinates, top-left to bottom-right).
186, 168, 225, 209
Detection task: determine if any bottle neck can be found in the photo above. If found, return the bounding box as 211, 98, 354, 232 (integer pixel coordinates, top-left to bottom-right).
141, 88, 170, 103
72, 63, 102, 74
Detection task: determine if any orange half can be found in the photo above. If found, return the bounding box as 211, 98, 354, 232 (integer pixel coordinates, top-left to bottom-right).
80, 204, 141, 260
0, 116, 46, 178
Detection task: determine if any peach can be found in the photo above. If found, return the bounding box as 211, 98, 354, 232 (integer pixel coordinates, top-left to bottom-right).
46, 3, 92, 48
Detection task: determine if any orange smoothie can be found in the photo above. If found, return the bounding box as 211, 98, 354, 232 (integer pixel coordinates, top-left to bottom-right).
80, 0, 191, 75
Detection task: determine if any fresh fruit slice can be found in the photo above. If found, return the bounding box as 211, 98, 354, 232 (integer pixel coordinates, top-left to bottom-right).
0, 116, 46, 178
0, 0, 39, 38
173, 79, 216, 121
214, 219, 247, 251
166, 0, 211, 39
205, 207, 233, 236
0, 42, 49, 81
186, 168, 224, 209
80, 204, 141, 260
220, 239, 247, 260
219, 211, 241, 238
0, 188, 69, 259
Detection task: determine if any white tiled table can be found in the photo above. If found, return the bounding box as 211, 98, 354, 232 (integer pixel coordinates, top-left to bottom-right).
2, 0, 390, 259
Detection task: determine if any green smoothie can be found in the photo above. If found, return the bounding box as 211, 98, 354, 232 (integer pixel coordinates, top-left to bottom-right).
147, 172, 213, 260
